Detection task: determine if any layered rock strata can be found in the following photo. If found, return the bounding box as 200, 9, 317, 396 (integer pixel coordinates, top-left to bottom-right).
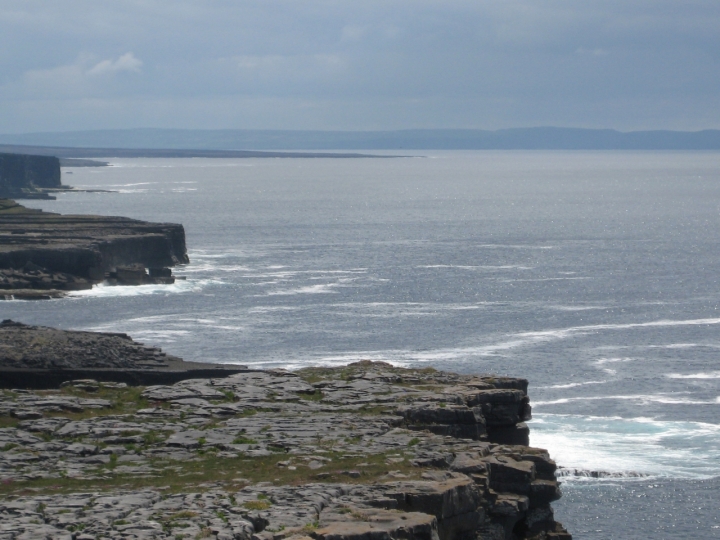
0, 153, 63, 199
0, 359, 571, 539
0, 199, 188, 298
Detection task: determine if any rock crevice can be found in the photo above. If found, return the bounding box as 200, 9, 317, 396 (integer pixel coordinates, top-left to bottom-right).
0, 353, 572, 540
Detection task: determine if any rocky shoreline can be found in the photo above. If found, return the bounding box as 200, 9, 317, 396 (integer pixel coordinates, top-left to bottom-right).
0, 199, 188, 299
0, 320, 250, 389
0, 322, 571, 540
0, 169, 573, 539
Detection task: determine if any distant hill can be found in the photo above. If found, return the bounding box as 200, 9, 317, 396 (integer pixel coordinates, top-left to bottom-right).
1, 127, 720, 151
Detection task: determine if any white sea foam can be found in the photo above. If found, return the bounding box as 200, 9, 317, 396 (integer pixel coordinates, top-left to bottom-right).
243, 269, 366, 279
86, 314, 178, 328
129, 329, 192, 340
329, 301, 491, 318
476, 244, 555, 250
68, 279, 220, 298
666, 371, 720, 379
180, 264, 253, 274
547, 305, 609, 312
189, 249, 266, 259
529, 414, 720, 480
533, 393, 719, 407
596, 342, 720, 351
82, 314, 247, 343
496, 277, 591, 282
117, 182, 154, 186
466, 318, 720, 356
267, 283, 339, 295
536, 380, 608, 390
418, 264, 532, 270
593, 357, 635, 366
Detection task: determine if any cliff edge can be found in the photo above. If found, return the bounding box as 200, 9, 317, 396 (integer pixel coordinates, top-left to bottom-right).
0, 351, 572, 540
0, 152, 63, 199
0, 199, 189, 298
0, 320, 249, 387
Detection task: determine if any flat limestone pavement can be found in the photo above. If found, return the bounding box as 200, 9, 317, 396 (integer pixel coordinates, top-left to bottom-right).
0, 361, 571, 540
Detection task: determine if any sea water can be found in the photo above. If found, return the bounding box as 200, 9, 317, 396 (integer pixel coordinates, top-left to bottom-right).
5, 151, 720, 538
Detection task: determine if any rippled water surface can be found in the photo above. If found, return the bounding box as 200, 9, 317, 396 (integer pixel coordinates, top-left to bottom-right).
6, 151, 720, 538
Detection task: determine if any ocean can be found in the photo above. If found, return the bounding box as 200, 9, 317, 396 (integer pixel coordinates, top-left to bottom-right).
5, 150, 720, 538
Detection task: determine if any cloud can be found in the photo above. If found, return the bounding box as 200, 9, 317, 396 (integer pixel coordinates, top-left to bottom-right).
1, 53, 143, 101
87, 53, 143, 76
1, 1, 720, 131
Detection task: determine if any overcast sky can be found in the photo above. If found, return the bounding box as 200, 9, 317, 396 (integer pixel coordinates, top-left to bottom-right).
1, 1, 719, 133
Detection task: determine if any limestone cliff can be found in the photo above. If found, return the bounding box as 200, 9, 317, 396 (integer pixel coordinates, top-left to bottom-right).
0, 354, 572, 540
0, 152, 62, 199
0, 199, 188, 297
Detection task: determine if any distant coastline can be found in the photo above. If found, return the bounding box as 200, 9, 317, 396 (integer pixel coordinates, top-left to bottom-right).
1, 126, 720, 151
0, 143, 398, 160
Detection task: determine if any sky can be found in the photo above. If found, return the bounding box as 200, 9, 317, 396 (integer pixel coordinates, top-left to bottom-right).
1, 1, 719, 133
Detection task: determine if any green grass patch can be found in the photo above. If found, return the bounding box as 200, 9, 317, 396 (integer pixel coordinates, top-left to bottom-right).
219, 389, 236, 402
0, 449, 423, 497
297, 390, 324, 402
302, 521, 319, 533
38, 386, 153, 421
168, 510, 198, 520
243, 500, 271, 510
142, 430, 168, 446
0, 416, 20, 429
232, 435, 257, 445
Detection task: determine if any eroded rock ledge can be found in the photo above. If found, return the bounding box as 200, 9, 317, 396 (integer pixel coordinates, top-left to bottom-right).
0, 358, 571, 539
0, 199, 189, 299
0, 320, 248, 388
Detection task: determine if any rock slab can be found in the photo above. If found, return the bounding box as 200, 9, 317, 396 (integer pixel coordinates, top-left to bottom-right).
0, 199, 188, 297
0, 358, 572, 540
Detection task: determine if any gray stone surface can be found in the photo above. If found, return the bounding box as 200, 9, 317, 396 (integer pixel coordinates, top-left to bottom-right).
0, 361, 571, 540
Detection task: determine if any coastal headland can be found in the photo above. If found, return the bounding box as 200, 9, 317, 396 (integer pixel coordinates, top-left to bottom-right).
1, 152, 571, 538
0, 321, 571, 540
0, 199, 188, 299
0, 152, 64, 200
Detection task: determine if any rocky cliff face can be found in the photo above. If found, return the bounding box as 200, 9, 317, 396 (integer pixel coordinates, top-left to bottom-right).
0, 152, 61, 198
0, 199, 188, 297
0, 354, 572, 540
